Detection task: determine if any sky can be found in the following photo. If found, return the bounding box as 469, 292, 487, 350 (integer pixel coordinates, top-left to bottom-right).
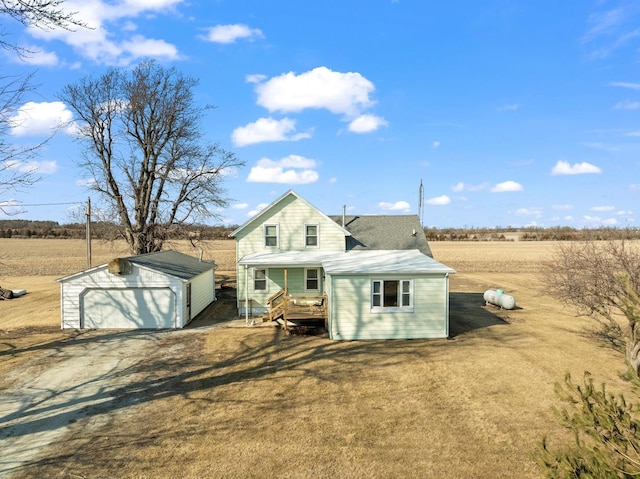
1, 0, 640, 229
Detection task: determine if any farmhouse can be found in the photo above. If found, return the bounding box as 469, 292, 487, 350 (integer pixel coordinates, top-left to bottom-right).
58, 250, 216, 329
230, 190, 455, 340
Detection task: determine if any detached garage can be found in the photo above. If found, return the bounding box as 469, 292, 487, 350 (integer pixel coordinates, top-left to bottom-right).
58, 250, 216, 329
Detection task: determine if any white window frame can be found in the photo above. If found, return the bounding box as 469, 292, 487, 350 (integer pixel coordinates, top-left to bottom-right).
253, 268, 268, 292
371, 279, 414, 313
264, 224, 279, 248
304, 223, 319, 248
305, 268, 320, 292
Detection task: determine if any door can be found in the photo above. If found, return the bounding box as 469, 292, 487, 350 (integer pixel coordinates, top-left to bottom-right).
82, 288, 176, 328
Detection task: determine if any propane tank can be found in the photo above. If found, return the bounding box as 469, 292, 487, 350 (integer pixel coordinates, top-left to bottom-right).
483, 289, 516, 310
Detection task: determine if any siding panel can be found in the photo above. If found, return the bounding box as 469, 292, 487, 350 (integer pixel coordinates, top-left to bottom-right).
329, 274, 449, 340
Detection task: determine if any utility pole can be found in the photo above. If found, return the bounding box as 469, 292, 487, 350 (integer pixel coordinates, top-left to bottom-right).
86, 197, 91, 268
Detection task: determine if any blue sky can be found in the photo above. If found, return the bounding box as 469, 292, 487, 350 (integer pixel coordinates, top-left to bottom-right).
2, 0, 640, 228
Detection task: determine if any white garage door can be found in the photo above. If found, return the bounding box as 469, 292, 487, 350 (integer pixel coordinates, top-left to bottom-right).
82, 288, 176, 328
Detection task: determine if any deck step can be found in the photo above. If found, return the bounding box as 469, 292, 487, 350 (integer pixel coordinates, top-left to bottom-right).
275, 318, 298, 327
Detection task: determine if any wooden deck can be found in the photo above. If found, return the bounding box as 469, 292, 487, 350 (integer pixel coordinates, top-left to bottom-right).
266, 289, 327, 331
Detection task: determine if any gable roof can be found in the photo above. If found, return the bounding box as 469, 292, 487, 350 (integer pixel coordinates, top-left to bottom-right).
126, 250, 215, 280
57, 250, 214, 282
329, 215, 433, 257
229, 189, 350, 238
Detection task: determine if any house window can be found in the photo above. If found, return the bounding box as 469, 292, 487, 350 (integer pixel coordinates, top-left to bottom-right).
305, 224, 318, 247
305, 268, 320, 291
264, 224, 278, 248
371, 279, 413, 311
254, 268, 268, 291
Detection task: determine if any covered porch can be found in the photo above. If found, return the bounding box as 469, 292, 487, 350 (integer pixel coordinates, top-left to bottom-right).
238, 251, 337, 331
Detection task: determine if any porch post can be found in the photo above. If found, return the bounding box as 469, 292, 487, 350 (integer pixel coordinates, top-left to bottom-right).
283, 268, 288, 331
245, 265, 249, 325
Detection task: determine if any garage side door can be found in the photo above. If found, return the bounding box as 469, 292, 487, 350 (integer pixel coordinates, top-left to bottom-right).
82, 288, 176, 329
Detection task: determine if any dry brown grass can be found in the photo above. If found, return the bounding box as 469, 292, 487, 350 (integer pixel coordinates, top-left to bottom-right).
2, 240, 638, 478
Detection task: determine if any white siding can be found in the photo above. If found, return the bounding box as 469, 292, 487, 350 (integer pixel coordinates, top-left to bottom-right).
187, 269, 215, 322
327, 274, 449, 340
61, 265, 185, 329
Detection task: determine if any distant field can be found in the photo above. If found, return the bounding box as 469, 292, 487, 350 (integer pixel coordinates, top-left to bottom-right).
1, 239, 636, 478
0, 238, 236, 277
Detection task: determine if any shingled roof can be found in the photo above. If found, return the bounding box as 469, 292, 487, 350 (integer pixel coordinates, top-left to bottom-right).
329, 215, 433, 257
126, 250, 215, 280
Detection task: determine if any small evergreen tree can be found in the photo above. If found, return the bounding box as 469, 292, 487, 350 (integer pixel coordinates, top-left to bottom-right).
538, 372, 640, 478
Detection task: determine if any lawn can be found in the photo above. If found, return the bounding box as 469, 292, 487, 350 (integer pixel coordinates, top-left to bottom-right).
0, 239, 636, 478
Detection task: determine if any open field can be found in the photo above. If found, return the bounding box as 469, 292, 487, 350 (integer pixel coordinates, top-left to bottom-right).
0, 239, 637, 478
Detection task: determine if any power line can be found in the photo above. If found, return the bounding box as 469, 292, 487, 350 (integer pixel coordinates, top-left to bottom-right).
2, 201, 84, 207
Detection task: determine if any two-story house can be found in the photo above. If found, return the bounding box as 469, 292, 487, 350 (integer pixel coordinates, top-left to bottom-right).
229, 190, 455, 340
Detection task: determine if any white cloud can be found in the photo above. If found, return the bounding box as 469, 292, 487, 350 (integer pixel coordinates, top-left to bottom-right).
379, 201, 410, 212
451, 182, 488, 192
552, 204, 573, 211
248, 203, 270, 217
120, 35, 179, 60
551, 160, 602, 175
27, 0, 184, 65
254, 66, 376, 117
490, 181, 523, 193
425, 195, 451, 206
432, 141, 440, 149
15, 46, 60, 66
9, 101, 73, 136
6, 159, 58, 174
498, 103, 520, 111
232, 203, 249, 210
76, 178, 97, 187
614, 100, 640, 110
202, 24, 264, 44
516, 207, 542, 217
347, 114, 388, 133
591, 205, 615, 212
610, 81, 640, 90
231, 117, 311, 147
246, 74, 267, 84
247, 156, 319, 184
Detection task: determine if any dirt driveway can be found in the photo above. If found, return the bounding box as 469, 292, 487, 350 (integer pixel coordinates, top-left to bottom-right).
0, 295, 242, 478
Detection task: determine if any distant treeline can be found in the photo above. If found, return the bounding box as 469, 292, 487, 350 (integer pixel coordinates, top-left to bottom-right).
424, 226, 640, 241
2, 220, 640, 242
0, 220, 237, 240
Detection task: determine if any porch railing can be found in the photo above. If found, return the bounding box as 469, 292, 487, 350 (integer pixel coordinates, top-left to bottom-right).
267, 289, 327, 330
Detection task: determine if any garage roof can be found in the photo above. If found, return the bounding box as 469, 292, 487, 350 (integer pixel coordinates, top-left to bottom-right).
126, 250, 215, 280
57, 250, 215, 282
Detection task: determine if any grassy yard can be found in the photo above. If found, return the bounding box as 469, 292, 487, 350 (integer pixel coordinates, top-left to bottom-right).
0, 239, 636, 478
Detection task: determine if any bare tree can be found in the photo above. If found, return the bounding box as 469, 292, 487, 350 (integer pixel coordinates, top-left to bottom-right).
60, 60, 244, 255
0, 73, 44, 214
0, 1, 85, 211
1, 0, 86, 56
545, 237, 640, 375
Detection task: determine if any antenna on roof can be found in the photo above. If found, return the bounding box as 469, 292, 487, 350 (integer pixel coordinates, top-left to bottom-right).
418, 179, 424, 227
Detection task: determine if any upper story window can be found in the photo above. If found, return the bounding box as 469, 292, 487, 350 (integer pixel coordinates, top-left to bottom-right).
371, 279, 413, 312
264, 224, 279, 248
305, 224, 319, 247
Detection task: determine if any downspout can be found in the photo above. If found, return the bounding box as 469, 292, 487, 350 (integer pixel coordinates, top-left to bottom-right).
445, 273, 450, 338
245, 264, 250, 326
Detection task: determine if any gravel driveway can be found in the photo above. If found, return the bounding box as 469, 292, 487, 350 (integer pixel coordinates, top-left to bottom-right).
0, 329, 182, 477
0, 296, 248, 479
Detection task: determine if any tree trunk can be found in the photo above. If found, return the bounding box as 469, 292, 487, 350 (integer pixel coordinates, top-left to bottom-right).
626, 338, 640, 377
